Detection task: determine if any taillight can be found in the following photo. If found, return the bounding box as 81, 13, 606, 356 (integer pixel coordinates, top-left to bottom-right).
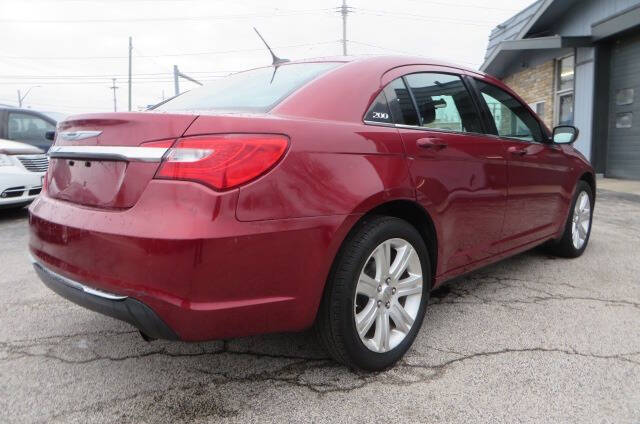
154, 134, 288, 190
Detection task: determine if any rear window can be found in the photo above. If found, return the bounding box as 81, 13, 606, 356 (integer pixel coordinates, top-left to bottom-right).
155, 62, 340, 113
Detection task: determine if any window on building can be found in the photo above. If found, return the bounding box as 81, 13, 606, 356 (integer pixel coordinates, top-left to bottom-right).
529, 101, 545, 118
555, 55, 574, 125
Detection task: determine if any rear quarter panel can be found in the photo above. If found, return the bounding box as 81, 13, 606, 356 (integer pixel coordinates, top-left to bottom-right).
183, 115, 414, 221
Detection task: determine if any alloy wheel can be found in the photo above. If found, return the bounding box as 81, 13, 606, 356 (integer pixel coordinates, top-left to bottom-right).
354, 238, 423, 353
571, 191, 591, 249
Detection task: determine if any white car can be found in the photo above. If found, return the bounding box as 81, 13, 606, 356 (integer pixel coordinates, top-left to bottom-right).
0, 138, 48, 210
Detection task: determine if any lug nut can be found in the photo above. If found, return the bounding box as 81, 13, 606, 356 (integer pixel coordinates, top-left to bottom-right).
392, 287, 396, 294
385, 301, 390, 309
377, 285, 382, 292
386, 277, 391, 284
377, 300, 382, 307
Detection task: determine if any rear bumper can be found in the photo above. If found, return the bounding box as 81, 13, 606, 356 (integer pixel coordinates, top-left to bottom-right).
28, 181, 357, 341
31, 256, 178, 340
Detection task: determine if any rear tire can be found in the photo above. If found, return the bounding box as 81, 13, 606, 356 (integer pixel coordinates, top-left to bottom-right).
548, 181, 594, 258
315, 216, 431, 371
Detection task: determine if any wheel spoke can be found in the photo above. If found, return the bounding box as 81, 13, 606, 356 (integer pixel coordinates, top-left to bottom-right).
572, 228, 580, 247
389, 301, 414, 334
580, 219, 589, 233
579, 193, 588, 210
395, 274, 422, 297
355, 300, 377, 337
374, 311, 390, 352
577, 223, 587, 238
390, 243, 413, 280
356, 273, 378, 297
373, 243, 391, 279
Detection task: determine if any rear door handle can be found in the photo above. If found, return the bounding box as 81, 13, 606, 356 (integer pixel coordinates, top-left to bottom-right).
507, 146, 528, 156
416, 137, 448, 150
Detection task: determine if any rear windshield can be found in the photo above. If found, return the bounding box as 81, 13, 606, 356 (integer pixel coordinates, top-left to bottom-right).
155, 62, 340, 113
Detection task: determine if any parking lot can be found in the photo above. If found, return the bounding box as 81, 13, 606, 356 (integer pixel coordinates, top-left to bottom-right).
1, 188, 639, 423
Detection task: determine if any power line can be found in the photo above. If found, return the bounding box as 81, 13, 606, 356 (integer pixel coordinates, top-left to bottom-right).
0, 41, 339, 60
398, 0, 522, 12
0, 9, 334, 24
347, 40, 480, 67
355, 8, 496, 27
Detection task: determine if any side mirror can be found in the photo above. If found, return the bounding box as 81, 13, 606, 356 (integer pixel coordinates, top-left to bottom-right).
45, 131, 56, 141
552, 125, 579, 144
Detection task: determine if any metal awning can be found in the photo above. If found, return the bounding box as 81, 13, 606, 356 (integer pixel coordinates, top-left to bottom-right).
481, 36, 592, 77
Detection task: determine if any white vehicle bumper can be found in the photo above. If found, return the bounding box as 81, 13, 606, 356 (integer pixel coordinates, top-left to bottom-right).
0, 166, 45, 208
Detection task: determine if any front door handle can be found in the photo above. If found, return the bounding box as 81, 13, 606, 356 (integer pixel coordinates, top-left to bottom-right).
507, 146, 528, 156
416, 137, 448, 150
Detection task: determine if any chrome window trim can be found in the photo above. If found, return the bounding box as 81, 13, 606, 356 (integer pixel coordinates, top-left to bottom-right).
29, 254, 128, 301
48, 145, 169, 162
363, 120, 491, 138
363, 120, 396, 128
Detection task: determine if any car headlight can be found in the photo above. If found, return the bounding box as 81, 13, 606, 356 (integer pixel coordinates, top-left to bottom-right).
0, 154, 15, 167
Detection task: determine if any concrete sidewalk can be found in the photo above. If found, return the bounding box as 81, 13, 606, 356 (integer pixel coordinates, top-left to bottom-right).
597, 176, 640, 197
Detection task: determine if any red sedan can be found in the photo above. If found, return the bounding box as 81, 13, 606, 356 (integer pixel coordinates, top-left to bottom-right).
29, 56, 594, 370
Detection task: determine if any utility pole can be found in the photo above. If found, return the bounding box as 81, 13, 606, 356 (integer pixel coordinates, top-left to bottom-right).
109, 78, 119, 112
340, 0, 350, 56
128, 36, 132, 111
173, 65, 202, 96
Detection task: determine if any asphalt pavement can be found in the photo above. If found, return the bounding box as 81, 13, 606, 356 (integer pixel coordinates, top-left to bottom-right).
1, 188, 639, 423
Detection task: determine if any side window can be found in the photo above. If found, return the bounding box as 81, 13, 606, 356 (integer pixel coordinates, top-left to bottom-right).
7, 113, 54, 145
383, 78, 420, 126
364, 91, 392, 124
476, 81, 544, 142
404, 73, 484, 133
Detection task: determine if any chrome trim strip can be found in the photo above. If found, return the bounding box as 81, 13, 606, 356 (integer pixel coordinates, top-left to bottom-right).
48, 146, 168, 163
29, 254, 128, 301
59, 131, 103, 141
363, 120, 503, 139
363, 120, 396, 128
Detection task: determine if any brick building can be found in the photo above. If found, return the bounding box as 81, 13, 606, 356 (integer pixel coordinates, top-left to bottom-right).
481, 0, 640, 180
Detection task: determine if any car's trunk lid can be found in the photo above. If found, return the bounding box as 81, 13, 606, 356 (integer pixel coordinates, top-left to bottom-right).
47, 112, 197, 209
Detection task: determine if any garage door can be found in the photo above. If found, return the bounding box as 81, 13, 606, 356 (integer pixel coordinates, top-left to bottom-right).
607, 31, 640, 180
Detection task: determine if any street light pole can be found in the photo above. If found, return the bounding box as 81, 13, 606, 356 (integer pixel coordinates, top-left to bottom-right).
17, 86, 40, 108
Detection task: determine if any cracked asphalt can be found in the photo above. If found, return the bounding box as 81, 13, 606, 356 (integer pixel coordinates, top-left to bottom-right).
2, 188, 639, 423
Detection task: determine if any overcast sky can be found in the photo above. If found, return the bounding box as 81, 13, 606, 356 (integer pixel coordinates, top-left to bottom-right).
0, 0, 535, 115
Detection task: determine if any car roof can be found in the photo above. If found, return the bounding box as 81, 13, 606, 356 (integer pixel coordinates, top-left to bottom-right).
0, 106, 58, 123
286, 55, 486, 77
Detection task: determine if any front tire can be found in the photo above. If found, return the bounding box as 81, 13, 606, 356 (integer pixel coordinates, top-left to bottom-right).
548, 181, 594, 258
316, 216, 431, 371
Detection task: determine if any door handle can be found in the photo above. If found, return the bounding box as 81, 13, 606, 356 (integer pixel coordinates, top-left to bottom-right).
416, 137, 448, 150
507, 146, 528, 156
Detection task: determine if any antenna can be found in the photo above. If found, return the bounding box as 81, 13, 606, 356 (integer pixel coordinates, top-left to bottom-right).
253, 27, 289, 66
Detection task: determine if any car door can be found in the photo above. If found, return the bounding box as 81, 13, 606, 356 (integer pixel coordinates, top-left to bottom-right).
377, 71, 508, 276
473, 79, 570, 248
